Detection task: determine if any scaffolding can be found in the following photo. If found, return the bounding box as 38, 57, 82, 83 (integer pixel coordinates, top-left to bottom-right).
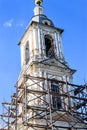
0, 75, 87, 130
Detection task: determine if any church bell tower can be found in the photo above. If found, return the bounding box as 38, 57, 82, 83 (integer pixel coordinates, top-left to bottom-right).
17, 0, 75, 125
0, 1, 87, 130
19, 0, 65, 68
16, 0, 84, 130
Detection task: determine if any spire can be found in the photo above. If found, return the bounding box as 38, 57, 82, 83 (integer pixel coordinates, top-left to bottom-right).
34, 0, 43, 6
34, 0, 44, 15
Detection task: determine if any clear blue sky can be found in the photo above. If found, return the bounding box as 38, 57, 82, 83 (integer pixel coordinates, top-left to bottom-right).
0, 0, 87, 115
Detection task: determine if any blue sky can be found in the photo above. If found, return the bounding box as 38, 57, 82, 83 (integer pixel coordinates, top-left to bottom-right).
0, 0, 87, 117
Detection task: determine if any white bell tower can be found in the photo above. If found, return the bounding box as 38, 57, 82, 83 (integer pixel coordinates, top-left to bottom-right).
19, 0, 65, 69
0, 1, 87, 130
18, 0, 75, 106
18, 0, 75, 127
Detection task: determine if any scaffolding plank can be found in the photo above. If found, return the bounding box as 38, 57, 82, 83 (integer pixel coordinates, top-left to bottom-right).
2, 102, 15, 106
18, 88, 47, 95
26, 123, 51, 129
27, 105, 49, 111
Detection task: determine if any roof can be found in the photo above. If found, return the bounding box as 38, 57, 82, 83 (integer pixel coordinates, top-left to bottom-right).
30, 14, 54, 26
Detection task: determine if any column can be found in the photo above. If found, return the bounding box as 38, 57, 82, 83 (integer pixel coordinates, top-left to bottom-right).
29, 31, 33, 58
58, 34, 64, 60
38, 28, 42, 57
41, 29, 46, 57
54, 32, 59, 58
33, 28, 39, 56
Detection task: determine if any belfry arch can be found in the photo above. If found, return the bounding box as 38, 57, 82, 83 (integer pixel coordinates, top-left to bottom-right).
44, 35, 55, 57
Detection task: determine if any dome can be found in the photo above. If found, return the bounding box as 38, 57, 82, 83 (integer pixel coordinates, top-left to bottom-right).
30, 14, 54, 26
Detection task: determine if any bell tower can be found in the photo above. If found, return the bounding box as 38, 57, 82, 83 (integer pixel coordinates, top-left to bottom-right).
19, 0, 65, 69
1, 1, 87, 130
17, 0, 79, 129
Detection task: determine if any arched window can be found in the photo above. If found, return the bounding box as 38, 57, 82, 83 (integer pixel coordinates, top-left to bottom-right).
45, 35, 55, 57
25, 41, 29, 64
42, 20, 51, 26
44, 22, 49, 25
50, 80, 62, 110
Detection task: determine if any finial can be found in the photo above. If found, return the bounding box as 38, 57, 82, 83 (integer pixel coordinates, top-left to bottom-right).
34, 0, 43, 5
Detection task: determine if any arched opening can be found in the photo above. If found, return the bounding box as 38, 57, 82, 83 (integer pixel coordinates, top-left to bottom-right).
50, 80, 62, 110
25, 41, 29, 64
45, 35, 55, 57
44, 22, 49, 25
45, 36, 51, 56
